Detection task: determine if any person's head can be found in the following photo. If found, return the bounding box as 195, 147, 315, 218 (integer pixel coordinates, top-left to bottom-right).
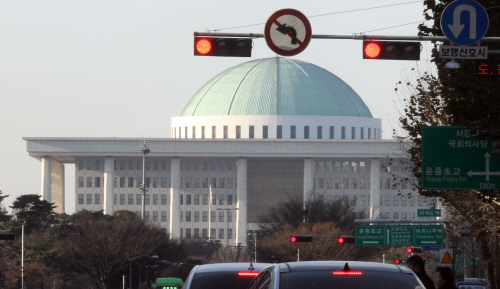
435, 266, 454, 288
406, 255, 425, 273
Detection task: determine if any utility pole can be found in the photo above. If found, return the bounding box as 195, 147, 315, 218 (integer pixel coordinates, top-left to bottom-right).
140, 141, 150, 220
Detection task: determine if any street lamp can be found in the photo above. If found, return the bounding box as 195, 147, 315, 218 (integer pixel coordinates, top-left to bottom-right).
139, 141, 150, 221
129, 254, 157, 289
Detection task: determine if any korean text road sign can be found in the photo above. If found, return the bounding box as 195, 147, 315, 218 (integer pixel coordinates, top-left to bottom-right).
264, 9, 312, 56
422, 126, 500, 190
475, 61, 500, 77
418, 209, 442, 217
439, 45, 487, 59
355, 225, 444, 247
441, 0, 489, 45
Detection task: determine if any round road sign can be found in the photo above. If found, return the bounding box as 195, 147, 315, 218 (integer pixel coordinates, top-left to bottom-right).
440, 0, 489, 45
264, 9, 312, 56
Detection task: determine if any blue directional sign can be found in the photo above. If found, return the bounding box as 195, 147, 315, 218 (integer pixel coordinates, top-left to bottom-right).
441, 0, 489, 45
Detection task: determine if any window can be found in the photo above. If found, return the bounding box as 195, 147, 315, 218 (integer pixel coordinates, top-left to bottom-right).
161, 211, 167, 222
161, 177, 167, 188
393, 195, 399, 206
129, 160, 134, 170
401, 212, 407, 219
114, 177, 117, 188
153, 160, 159, 171
202, 229, 208, 239
202, 194, 208, 205
128, 177, 134, 188
290, 126, 296, 139
180, 211, 183, 222
87, 160, 93, 170
95, 194, 100, 204
418, 196, 424, 206
186, 228, 191, 239
318, 178, 324, 189
228, 161, 233, 171
361, 127, 364, 139
219, 161, 224, 171
202, 211, 208, 222
384, 195, 390, 206
180, 177, 183, 188
120, 194, 125, 205
153, 194, 158, 205
185, 161, 190, 171
228, 228, 233, 239
351, 162, 357, 172
137, 194, 142, 205
201, 126, 205, 138
145, 177, 150, 188
194, 211, 200, 222
128, 194, 134, 205
277, 125, 282, 139
211, 161, 216, 171
219, 229, 224, 240
359, 195, 365, 206
186, 211, 191, 222
393, 212, 399, 219
343, 161, 349, 172
228, 211, 233, 222
219, 178, 225, 188
335, 178, 341, 189
402, 179, 408, 189
211, 211, 216, 222
211, 194, 216, 206
203, 161, 208, 171
212, 126, 216, 138
186, 194, 191, 205
136, 177, 142, 188
360, 178, 366, 189
153, 177, 158, 188
360, 161, 366, 172
327, 178, 332, 189
219, 194, 225, 205
304, 126, 309, 139
161, 160, 167, 170
87, 177, 92, 188
263, 126, 268, 139
317, 126, 322, 139
329, 126, 334, 139
186, 177, 192, 188
161, 194, 167, 205
227, 194, 233, 205
351, 127, 356, 139
351, 178, 357, 189
193, 228, 200, 238
145, 194, 150, 205
327, 161, 332, 172
87, 194, 92, 204
409, 196, 415, 206
78, 160, 84, 170
194, 177, 200, 188
211, 177, 217, 188
202, 177, 208, 188
335, 162, 341, 172
343, 178, 349, 189
153, 211, 158, 222
341, 126, 346, 139
227, 177, 233, 188
78, 177, 84, 188
210, 228, 216, 240
368, 128, 372, 139
401, 195, 407, 206
136, 160, 142, 170
194, 194, 200, 205
224, 126, 228, 139
78, 194, 84, 204
249, 126, 254, 139
385, 178, 391, 189
236, 126, 241, 139
219, 211, 224, 222
192, 126, 196, 138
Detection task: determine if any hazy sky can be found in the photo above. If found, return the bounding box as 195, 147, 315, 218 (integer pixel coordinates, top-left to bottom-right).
0, 0, 436, 214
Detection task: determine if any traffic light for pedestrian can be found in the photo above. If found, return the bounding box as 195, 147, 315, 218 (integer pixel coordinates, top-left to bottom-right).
363, 41, 420, 60
194, 37, 252, 57
290, 236, 313, 242
337, 237, 355, 244
395, 259, 406, 264
0, 233, 15, 240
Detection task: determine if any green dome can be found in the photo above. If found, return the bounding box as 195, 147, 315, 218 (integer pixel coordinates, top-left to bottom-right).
181, 57, 372, 117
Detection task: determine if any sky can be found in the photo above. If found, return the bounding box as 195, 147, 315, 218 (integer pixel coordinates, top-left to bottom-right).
0, 0, 437, 214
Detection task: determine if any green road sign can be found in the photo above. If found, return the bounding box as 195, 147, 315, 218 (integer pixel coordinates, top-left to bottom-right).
417, 209, 441, 217
355, 225, 444, 246
422, 126, 500, 190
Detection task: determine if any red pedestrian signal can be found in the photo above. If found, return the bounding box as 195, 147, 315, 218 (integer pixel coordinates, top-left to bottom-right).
363, 41, 420, 60
290, 236, 313, 242
194, 37, 252, 57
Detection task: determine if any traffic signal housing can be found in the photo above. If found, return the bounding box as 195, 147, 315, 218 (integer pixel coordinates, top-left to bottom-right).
194, 37, 252, 57
0, 233, 15, 240
363, 41, 420, 60
290, 236, 313, 242
395, 259, 406, 264
337, 237, 355, 244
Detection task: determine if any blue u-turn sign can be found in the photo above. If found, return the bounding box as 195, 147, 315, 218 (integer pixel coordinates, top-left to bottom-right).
441, 0, 489, 45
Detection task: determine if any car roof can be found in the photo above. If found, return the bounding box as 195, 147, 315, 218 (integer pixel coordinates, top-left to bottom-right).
278, 261, 412, 274
194, 262, 272, 273
456, 281, 486, 286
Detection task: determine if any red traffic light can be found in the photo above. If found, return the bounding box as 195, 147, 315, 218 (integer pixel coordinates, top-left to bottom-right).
195, 38, 212, 55
407, 248, 413, 253
364, 42, 382, 58
290, 236, 297, 242
395, 260, 400, 264
338, 237, 345, 244
290, 236, 313, 242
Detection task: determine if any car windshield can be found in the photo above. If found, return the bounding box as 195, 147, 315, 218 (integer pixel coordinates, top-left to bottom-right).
279, 271, 422, 289
189, 271, 257, 289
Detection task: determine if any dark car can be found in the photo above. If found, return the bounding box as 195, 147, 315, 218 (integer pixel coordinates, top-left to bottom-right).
182, 262, 271, 289
247, 261, 425, 289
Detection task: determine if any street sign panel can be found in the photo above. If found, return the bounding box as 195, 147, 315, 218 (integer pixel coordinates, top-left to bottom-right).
441, 0, 489, 45
422, 126, 500, 190
418, 209, 442, 217
355, 225, 444, 247
439, 45, 487, 59
264, 9, 312, 56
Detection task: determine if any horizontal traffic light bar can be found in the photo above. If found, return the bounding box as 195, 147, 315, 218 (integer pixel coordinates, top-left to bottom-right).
0, 233, 15, 240
290, 235, 355, 243
363, 41, 420, 60
194, 37, 252, 57
290, 236, 313, 242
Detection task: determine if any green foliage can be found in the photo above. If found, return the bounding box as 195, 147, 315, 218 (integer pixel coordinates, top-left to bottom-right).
9, 194, 57, 234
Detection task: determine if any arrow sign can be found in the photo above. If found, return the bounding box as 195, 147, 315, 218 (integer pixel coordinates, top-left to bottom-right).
276, 24, 298, 45
441, 0, 489, 45
467, 152, 500, 181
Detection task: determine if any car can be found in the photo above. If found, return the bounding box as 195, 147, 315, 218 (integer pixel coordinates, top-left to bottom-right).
247, 261, 426, 289
181, 262, 271, 289
456, 279, 486, 289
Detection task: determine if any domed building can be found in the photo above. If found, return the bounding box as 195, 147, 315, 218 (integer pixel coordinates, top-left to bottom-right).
24, 57, 434, 246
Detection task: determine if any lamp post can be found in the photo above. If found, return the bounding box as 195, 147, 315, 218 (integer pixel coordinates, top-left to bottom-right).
139, 141, 150, 220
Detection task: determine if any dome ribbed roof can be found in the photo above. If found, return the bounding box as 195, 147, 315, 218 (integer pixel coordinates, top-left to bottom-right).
181, 57, 372, 117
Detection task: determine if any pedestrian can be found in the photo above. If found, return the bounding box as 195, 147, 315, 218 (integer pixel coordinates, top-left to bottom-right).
435, 266, 455, 289
406, 255, 436, 289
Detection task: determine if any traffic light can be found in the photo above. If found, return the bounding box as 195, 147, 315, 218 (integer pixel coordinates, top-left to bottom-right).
290, 236, 313, 242
337, 237, 355, 244
363, 41, 420, 60
194, 37, 252, 57
406, 248, 413, 253
0, 233, 15, 240
395, 259, 406, 264
424, 260, 429, 264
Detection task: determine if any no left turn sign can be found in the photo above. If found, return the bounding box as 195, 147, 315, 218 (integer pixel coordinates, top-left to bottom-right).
264, 9, 312, 56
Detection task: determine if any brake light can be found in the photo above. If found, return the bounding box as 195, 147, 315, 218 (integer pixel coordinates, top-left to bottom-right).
333, 271, 362, 275
238, 272, 259, 277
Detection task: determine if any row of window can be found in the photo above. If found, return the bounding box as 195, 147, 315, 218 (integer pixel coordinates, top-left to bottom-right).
180, 228, 232, 240
312, 178, 411, 190
180, 177, 235, 189
314, 161, 368, 173
181, 160, 234, 171
78, 160, 170, 171
181, 210, 234, 222
78, 193, 169, 205
134, 211, 167, 222
180, 194, 236, 206
380, 195, 434, 207
380, 212, 436, 219
174, 125, 379, 140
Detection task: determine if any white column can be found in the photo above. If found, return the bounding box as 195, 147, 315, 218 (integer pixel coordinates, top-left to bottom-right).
370, 158, 381, 219
169, 158, 181, 239
236, 158, 247, 246
103, 157, 114, 215
303, 158, 314, 204
41, 156, 52, 202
